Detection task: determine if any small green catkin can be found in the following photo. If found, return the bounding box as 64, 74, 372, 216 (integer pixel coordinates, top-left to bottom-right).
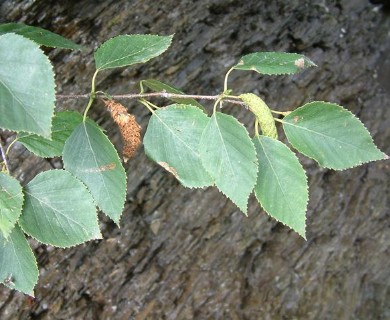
240, 93, 278, 139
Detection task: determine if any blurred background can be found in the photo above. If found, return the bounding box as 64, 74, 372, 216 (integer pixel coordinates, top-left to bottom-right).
0, 0, 389, 319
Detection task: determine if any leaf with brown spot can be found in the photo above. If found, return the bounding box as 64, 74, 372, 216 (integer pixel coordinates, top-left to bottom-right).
80, 163, 116, 173
294, 58, 305, 69
63, 119, 126, 224
233, 52, 316, 75
282, 101, 387, 169
158, 162, 179, 179
0, 225, 38, 296
144, 104, 212, 188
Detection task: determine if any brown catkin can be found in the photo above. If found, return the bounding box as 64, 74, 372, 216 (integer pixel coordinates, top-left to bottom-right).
104, 99, 142, 162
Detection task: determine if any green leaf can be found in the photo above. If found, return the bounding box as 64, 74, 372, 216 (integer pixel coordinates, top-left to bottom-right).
0, 33, 55, 138
141, 79, 206, 111
18, 111, 83, 158
253, 136, 308, 238
0, 23, 82, 50
19, 170, 101, 248
62, 119, 126, 223
199, 112, 258, 213
282, 102, 388, 170
144, 104, 212, 188
0, 225, 38, 296
233, 52, 316, 75
0, 173, 23, 238
95, 34, 173, 71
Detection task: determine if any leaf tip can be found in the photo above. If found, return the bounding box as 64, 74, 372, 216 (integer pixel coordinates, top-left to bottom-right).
306, 58, 317, 68
27, 290, 35, 298
297, 222, 307, 240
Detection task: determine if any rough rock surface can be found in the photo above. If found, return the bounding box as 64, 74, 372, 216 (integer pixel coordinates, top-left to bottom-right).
0, 0, 389, 319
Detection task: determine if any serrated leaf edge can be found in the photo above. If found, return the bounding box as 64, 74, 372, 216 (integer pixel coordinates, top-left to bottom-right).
282, 101, 388, 170
233, 52, 317, 76
18, 224, 102, 250
95, 34, 173, 70
253, 136, 308, 239
201, 112, 258, 214
0, 33, 56, 139
86, 119, 127, 225
0, 173, 25, 239
0, 23, 83, 50
63, 120, 127, 225
1, 225, 39, 297
146, 104, 212, 189
18, 169, 102, 248
18, 111, 83, 158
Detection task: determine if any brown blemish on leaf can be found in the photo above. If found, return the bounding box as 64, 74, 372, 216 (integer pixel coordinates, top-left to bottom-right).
82, 163, 116, 173
293, 116, 300, 123
158, 161, 179, 179
3, 274, 14, 286
98, 163, 116, 171
104, 99, 142, 162
294, 58, 305, 69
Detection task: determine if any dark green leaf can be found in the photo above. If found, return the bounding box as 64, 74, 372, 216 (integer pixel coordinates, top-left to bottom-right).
19, 170, 101, 247
253, 136, 308, 238
0, 225, 38, 296
199, 112, 258, 213
0, 33, 55, 138
0, 23, 82, 50
63, 119, 126, 223
233, 52, 316, 75
0, 173, 23, 238
95, 34, 173, 70
144, 104, 212, 188
282, 102, 388, 170
18, 111, 83, 158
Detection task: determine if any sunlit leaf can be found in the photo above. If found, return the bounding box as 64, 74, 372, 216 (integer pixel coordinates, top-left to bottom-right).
0, 33, 55, 138
233, 52, 316, 75
18, 111, 83, 158
0, 173, 23, 238
95, 34, 173, 70
19, 170, 101, 247
199, 112, 258, 213
144, 104, 212, 188
63, 119, 126, 223
0, 225, 38, 296
282, 102, 387, 170
253, 136, 308, 238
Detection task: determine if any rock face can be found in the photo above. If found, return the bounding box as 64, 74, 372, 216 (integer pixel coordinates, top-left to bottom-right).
0, 0, 389, 319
